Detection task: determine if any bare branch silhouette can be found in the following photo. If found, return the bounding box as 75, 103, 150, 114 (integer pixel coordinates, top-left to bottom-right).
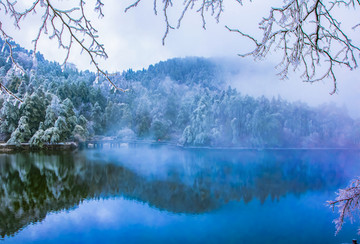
0, 0, 126, 100
127, 0, 360, 94
224, 0, 360, 94
328, 178, 360, 235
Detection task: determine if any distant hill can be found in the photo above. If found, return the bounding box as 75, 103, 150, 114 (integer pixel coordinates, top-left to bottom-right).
122, 57, 223, 89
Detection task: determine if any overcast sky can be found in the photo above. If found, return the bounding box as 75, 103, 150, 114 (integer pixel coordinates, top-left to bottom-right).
3, 0, 360, 118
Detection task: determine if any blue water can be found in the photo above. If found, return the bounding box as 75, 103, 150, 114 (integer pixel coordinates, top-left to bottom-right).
1, 146, 360, 243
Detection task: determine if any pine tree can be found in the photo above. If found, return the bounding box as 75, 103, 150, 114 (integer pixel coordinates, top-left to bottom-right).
72, 125, 86, 142
44, 95, 62, 129
41, 127, 61, 144
21, 89, 48, 134
0, 97, 21, 135
105, 102, 123, 134
54, 116, 68, 141
91, 102, 104, 135
29, 129, 45, 147
7, 116, 31, 145
179, 125, 194, 146
60, 98, 77, 138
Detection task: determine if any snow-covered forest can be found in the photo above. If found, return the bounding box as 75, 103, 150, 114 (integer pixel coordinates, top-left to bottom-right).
0, 40, 359, 148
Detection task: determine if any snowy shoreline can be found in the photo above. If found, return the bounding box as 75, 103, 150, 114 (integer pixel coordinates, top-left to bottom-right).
0, 142, 78, 152
0, 140, 358, 153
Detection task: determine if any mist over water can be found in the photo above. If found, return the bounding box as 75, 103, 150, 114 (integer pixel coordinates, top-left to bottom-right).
1, 146, 360, 243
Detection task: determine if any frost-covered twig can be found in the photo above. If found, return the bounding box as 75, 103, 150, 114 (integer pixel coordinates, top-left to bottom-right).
125, 0, 225, 44
126, 0, 360, 94
0, 81, 23, 102
225, 0, 360, 94
0, 23, 24, 102
0, 0, 127, 100
328, 178, 360, 235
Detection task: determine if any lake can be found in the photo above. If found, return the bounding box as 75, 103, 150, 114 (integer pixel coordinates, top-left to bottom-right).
1, 145, 360, 243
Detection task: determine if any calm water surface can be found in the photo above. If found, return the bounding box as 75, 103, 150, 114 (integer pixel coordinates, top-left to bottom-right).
1, 146, 360, 243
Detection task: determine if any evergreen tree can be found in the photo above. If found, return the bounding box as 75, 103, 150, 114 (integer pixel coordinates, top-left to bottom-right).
6, 73, 22, 94
179, 126, 194, 146
0, 97, 21, 135
150, 119, 170, 140
91, 102, 104, 135
21, 89, 48, 134
7, 116, 31, 145
29, 129, 45, 147
54, 116, 69, 141
72, 125, 86, 142
41, 127, 61, 144
105, 101, 123, 134
44, 95, 62, 129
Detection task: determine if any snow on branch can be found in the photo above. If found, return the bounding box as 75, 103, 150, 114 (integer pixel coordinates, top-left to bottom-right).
125, 0, 226, 44
328, 178, 360, 235
0, 24, 24, 102
126, 0, 360, 94
225, 0, 360, 94
0, 0, 127, 101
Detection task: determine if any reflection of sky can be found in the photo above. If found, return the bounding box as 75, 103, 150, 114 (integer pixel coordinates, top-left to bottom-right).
84, 147, 360, 186
2, 148, 360, 243
3, 192, 358, 244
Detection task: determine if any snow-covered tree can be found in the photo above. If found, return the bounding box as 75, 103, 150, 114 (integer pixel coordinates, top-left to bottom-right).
41, 127, 61, 144
91, 102, 104, 135
54, 116, 69, 141
105, 101, 123, 134
72, 125, 86, 142
179, 125, 194, 146
150, 119, 170, 141
6, 116, 31, 145
21, 89, 48, 134
44, 95, 62, 129
0, 97, 21, 134
29, 129, 45, 148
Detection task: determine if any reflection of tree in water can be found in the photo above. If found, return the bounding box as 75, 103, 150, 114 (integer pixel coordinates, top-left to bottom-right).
0, 153, 90, 238
0, 152, 216, 238
0, 149, 352, 238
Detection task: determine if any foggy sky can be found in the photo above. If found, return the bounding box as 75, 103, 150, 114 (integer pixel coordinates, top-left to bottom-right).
2, 0, 360, 118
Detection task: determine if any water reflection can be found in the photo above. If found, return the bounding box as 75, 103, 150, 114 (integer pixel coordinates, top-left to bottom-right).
0, 147, 358, 238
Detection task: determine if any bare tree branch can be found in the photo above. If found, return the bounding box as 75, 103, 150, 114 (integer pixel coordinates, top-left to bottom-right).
126, 0, 359, 94
126, 0, 225, 44
0, 79, 23, 102
225, 0, 360, 94
0, 21, 24, 102
328, 178, 360, 235
0, 0, 127, 101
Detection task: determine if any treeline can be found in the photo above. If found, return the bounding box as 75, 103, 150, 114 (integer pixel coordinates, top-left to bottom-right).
0, 40, 359, 148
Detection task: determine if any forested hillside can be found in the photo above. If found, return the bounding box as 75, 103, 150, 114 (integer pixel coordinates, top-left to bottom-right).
0, 40, 359, 148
